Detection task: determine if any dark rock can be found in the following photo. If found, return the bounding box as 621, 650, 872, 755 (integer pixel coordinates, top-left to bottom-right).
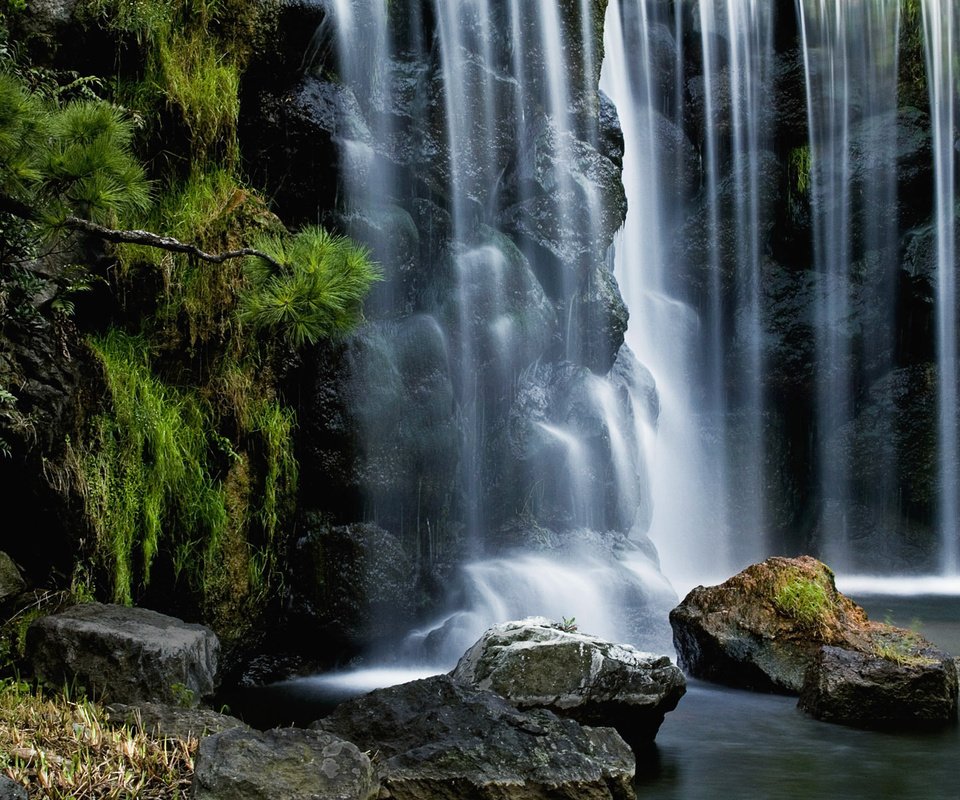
192, 727, 378, 800
451, 618, 685, 750
568, 261, 629, 374
318, 674, 636, 800
669, 556, 871, 693
0, 776, 27, 800
26, 603, 219, 706
106, 703, 246, 741
799, 642, 959, 728
289, 521, 418, 653
0, 552, 26, 609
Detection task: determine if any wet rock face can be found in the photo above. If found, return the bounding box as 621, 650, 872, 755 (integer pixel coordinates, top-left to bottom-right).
799, 643, 959, 729
288, 521, 419, 655
451, 618, 686, 751
318, 674, 637, 800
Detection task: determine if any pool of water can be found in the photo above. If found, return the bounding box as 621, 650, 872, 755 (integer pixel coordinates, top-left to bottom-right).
637, 593, 960, 799
229, 593, 958, 797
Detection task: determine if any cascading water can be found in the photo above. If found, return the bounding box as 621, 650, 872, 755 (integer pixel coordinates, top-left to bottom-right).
797, 0, 902, 570
317, 0, 674, 666
921, 0, 960, 576
296, 0, 960, 691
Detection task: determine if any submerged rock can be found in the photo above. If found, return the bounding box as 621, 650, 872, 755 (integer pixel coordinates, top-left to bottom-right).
670, 556, 959, 727
318, 674, 636, 800
26, 603, 219, 706
192, 727, 378, 800
451, 617, 685, 750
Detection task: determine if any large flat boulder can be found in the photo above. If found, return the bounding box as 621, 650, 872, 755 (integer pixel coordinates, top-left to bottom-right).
317, 674, 636, 800
192, 727, 378, 800
26, 603, 219, 705
451, 617, 685, 750
106, 703, 247, 741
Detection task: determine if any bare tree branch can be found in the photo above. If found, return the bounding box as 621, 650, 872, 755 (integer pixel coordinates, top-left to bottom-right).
61, 216, 284, 270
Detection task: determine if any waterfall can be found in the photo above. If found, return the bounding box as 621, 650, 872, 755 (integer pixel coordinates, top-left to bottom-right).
797, 0, 902, 571
921, 0, 960, 576
320, 0, 672, 663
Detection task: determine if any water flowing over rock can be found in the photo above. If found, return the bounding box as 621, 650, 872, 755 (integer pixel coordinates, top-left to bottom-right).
192, 727, 378, 800
26, 604, 219, 706
317, 674, 636, 800
451, 617, 685, 751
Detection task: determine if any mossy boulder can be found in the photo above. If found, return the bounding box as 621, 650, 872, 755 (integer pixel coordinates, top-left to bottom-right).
670, 556, 958, 727
670, 556, 869, 693
451, 618, 685, 751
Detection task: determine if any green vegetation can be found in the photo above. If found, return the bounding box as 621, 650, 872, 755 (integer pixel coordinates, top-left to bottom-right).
0, 0, 375, 649
788, 145, 812, 197
899, 0, 928, 111
0, 678, 194, 798
871, 626, 936, 667
240, 227, 379, 347
774, 574, 833, 634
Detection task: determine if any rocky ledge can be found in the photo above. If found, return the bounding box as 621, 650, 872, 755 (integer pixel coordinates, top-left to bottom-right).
451, 617, 685, 751
670, 556, 958, 728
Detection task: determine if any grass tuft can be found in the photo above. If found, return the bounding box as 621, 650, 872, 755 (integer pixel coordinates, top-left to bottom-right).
0, 678, 195, 799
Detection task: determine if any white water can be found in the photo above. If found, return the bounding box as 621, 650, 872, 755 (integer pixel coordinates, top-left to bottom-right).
921, 0, 960, 576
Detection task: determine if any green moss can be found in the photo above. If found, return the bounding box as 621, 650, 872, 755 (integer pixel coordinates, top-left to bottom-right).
899, 0, 928, 111
788, 145, 812, 197
774, 575, 831, 632
79, 329, 228, 604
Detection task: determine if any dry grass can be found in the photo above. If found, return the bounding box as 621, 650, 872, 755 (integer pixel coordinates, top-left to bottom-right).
0, 679, 195, 799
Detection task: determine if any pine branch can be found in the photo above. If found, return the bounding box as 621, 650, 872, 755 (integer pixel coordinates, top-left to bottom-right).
0, 192, 283, 271
61, 216, 284, 270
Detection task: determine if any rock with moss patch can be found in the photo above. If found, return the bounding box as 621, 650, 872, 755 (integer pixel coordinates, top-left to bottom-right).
26, 603, 219, 706
670, 556, 958, 726
317, 674, 636, 800
670, 556, 870, 692
799, 643, 958, 728
451, 617, 684, 751
192, 727, 378, 800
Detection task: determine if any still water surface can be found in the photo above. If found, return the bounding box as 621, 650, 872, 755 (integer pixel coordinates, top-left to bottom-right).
232, 594, 958, 798
638, 594, 960, 800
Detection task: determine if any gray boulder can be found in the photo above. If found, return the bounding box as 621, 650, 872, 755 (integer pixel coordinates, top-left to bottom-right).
451, 618, 685, 750
318, 674, 636, 800
0, 776, 27, 800
799, 643, 959, 729
26, 603, 219, 706
106, 703, 246, 741
192, 727, 378, 800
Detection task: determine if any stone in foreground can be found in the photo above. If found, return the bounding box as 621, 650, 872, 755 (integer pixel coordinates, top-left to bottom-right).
26, 603, 219, 706
452, 617, 685, 750
0, 775, 27, 800
192, 727, 378, 800
319, 674, 636, 800
799, 643, 959, 728
106, 702, 247, 741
